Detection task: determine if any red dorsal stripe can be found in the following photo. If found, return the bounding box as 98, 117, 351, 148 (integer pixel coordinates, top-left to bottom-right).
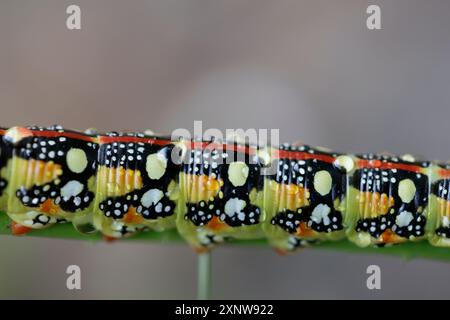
274, 150, 336, 164
188, 141, 257, 155
28, 130, 95, 143
357, 159, 423, 174
99, 135, 171, 146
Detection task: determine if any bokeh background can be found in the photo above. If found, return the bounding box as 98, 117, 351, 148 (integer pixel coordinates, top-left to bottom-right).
1, 0, 450, 299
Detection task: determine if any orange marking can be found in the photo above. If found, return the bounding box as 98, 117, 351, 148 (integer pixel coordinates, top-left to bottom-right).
194, 246, 210, 254
207, 216, 228, 231
97, 166, 143, 196
357, 159, 423, 174
122, 207, 144, 224
26, 129, 95, 143
275, 248, 289, 256
295, 222, 315, 237
268, 181, 310, 211
39, 199, 59, 215
11, 221, 32, 236
183, 174, 222, 203
103, 235, 118, 242
274, 150, 336, 164
436, 198, 450, 219
438, 168, 450, 179
188, 141, 258, 156
358, 192, 394, 218
380, 230, 404, 244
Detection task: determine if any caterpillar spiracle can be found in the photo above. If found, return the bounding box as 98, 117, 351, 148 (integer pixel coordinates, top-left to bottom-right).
1, 125, 449, 253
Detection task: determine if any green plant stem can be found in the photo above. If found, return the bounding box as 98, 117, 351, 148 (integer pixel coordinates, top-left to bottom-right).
197, 252, 212, 300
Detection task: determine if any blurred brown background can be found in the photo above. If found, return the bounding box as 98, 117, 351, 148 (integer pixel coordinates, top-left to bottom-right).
1, 0, 450, 299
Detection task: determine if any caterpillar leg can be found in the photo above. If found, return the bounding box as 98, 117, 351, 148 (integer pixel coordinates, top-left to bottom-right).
346, 153, 429, 247
262, 144, 347, 253
3, 125, 98, 232
92, 132, 180, 238
176, 140, 265, 251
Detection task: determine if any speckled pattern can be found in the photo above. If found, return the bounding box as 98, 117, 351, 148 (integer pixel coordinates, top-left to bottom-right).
14, 126, 97, 211
351, 154, 429, 244
3, 125, 450, 250
182, 142, 264, 228
97, 132, 178, 220
268, 144, 346, 237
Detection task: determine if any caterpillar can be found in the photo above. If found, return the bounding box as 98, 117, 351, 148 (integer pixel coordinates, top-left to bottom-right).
1, 125, 450, 253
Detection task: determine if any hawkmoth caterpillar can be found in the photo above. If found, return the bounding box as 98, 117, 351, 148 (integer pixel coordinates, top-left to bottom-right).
1, 125, 450, 253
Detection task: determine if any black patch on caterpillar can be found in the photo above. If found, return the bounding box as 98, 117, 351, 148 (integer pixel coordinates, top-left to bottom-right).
182, 141, 265, 228
352, 153, 429, 239
436, 226, 450, 239
15, 181, 94, 212
184, 201, 215, 226
0, 128, 11, 197
271, 205, 344, 234
267, 144, 346, 234
11, 125, 98, 212
97, 132, 179, 221
355, 214, 395, 238
99, 190, 176, 220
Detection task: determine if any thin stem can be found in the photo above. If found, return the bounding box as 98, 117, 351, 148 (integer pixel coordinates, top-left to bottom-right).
197, 252, 212, 300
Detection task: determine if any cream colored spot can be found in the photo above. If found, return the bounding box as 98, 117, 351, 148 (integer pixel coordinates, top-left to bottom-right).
334, 155, 354, 172
257, 148, 271, 166
401, 154, 415, 162
66, 148, 88, 173
146, 153, 167, 180
398, 179, 416, 203
228, 161, 249, 187
313, 170, 332, 196
396, 211, 414, 227
356, 232, 372, 247
141, 189, 164, 208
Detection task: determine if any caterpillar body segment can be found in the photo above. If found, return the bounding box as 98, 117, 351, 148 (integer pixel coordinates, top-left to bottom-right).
262, 144, 348, 252
345, 154, 430, 247
2, 125, 450, 251
176, 140, 266, 251
3, 126, 98, 230
93, 132, 180, 238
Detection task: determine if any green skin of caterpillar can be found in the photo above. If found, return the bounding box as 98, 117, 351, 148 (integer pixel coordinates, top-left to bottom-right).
2, 127, 450, 254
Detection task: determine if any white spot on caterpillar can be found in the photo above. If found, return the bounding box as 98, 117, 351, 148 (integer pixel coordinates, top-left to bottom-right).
443, 216, 450, 228
398, 179, 416, 203
61, 180, 84, 199
396, 211, 413, 227
310, 203, 331, 226
146, 153, 167, 180
313, 170, 332, 196
141, 189, 164, 208
228, 161, 249, 187
224, 198, 246, 220
66, 148, 88, 173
